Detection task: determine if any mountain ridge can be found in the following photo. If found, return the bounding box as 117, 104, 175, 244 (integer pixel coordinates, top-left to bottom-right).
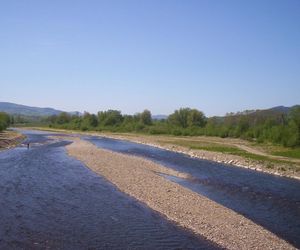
0, 102, 298, 118
0, 102, 80, 117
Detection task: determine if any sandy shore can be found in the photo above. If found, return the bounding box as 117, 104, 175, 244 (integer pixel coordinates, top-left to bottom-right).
64, 137, 294, 250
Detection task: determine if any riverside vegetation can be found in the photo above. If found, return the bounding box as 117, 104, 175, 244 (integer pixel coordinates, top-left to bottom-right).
7, 106, 300, 171
29, 106, 299, 176
0, 112, 24, 150
0, 112, 10, 132
44, 106, 300, 148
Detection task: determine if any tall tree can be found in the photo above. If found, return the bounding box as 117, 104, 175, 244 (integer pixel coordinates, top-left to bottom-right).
187, 109, 206, 127
140, 109, 152, 125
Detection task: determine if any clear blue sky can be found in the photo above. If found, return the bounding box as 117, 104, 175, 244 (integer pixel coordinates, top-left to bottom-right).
0, 0, 299, 116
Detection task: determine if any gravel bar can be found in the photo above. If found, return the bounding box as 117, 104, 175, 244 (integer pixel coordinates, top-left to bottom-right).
65, 137, 294, 250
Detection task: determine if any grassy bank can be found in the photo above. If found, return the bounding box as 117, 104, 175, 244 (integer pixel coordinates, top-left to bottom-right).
160, 139, 298, 164
272, 148, 300, 159
157, 138, 299, 173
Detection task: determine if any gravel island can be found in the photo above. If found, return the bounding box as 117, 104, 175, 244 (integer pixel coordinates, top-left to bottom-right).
64, 137, 294, 249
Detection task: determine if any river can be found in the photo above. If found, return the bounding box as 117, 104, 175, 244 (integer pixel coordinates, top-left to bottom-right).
1, 129, 299, 248
0, 130, 217, 249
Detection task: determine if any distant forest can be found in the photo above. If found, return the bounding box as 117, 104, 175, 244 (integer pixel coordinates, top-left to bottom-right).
42, 106, 300, 148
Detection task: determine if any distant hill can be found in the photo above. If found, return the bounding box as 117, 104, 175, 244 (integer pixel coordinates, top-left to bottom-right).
225, 105, 299, 117
0, 102, 298, 120
0, 102, 79, 117
268, 106, 295, 114
248, 105, 299, 118
152, 114, 168, 120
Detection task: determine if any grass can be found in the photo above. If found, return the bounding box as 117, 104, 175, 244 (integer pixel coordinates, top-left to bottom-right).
192, 145, 291, 164
251, 141, 300, 160
272, 148, 300, 159
191, 145, 244, 154
161, 139, 296, 166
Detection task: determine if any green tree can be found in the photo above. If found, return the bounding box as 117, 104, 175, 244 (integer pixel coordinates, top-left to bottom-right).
0, 112, 10, 131
98, 110, 123, 126
187, 109, 206, 127
82, 112, 98, 127
288, 106, 300, 146
236, 116, 250, 137
56, 112, 71, 124
140, 109, 152, 125
168, 108, 190, 128
168, 108, 206, 128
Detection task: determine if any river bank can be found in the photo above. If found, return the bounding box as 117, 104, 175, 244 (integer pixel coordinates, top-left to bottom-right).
63, 136, 294, 249
93, 133, 300, 180
29, 127, 300, 179
0, 130, 25, 151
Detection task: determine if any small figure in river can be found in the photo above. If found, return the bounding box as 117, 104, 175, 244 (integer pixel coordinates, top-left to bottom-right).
27, 143, 30, 149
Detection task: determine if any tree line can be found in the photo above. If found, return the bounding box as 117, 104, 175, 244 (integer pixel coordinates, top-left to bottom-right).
0, 112, 10, 132
48, 106, 300, 147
